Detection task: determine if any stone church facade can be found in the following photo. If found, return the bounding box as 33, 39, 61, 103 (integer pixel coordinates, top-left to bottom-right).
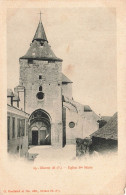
8, 16, 100, 150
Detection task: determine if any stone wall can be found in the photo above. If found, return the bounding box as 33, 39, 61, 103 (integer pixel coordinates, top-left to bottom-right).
19, 59, 63, 147
63, 103, 83, 145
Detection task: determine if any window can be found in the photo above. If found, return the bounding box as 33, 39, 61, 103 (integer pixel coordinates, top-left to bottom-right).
17, 119, 20, 137
26, 120, 29, 136
39, 75, 42, 79
36, 92, 44, 100
12, 117, 15, 138
28, 59, 33, 64
69, 122, 75, 128
20, 119, 25, 136
39, 86, 42, 91
7, 116, 10, 140
17, 146, 19, 151
40, 42, 44, 46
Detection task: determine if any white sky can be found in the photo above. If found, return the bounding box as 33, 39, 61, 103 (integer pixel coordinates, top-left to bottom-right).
7, 8, 117, 116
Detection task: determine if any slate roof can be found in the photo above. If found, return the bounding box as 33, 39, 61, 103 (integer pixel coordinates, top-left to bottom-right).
20, 41, 62, 61
62, 74, 72, 83
20, 19, 62, 62
91, 112, 118, 140
32, 21, 47, 42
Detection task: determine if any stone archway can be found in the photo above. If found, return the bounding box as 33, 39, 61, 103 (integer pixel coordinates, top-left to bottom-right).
29, 109, 51, 145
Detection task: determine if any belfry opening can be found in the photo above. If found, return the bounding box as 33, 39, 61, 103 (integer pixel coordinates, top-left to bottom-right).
29, 109, 51, 145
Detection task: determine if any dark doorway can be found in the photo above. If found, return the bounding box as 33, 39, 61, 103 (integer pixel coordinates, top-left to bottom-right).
40, 131, 46, 145
29, 109, 51, 146
32, 131, 38, 145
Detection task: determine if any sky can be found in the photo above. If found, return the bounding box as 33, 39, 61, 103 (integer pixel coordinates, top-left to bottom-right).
7, 8, 117, 116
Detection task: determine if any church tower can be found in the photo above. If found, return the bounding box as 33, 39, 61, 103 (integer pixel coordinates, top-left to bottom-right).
19, 15, 63, 147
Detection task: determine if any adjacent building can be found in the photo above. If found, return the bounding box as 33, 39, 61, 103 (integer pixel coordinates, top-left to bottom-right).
76, 112, 118, 157
7, 89, 29, 157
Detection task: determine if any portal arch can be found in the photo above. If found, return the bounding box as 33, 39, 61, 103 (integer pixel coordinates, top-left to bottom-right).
29, 109, 51, 145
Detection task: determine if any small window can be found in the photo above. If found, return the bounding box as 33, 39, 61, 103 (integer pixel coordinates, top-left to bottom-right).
39, 86, 42, 91
20, 119, 25, 136
40, 42, 44, 46
17, 119, 20, 137
17, 146, 19, 151
12, 117, 15, 138
28, 59, 33, 64
26, 120, 28, 136
39, 75, 42, 79
36, 92, 44, 100
69, 122, 75, 128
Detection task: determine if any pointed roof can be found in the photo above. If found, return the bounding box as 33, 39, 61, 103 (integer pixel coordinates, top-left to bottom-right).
32, 20, 47, 42
20, 16, 62, 62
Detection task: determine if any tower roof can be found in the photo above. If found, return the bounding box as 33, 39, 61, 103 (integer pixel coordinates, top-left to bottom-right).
20, 15, 62, 62
20, 41, 62, 61
32, 20, 47, 42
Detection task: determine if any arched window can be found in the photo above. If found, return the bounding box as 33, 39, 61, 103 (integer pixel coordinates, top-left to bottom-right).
39, 86, 42, 91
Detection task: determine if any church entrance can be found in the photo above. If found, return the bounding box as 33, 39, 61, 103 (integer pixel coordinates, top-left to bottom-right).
29, 109, 51, 146
32, 131, 38, 145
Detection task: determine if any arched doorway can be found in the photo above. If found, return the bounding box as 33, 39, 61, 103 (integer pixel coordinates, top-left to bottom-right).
29, 109, 51, 145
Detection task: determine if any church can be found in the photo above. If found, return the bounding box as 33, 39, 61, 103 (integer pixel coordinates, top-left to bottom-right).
7, 15, 100, 153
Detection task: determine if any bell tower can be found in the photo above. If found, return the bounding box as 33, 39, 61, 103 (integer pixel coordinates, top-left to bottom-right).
19, 14, 63, 147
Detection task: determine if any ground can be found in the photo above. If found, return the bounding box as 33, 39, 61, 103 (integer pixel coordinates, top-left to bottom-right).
28, 145, 76, 162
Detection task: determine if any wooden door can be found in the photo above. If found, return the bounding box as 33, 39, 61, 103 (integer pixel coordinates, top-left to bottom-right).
32, 131, 38, 145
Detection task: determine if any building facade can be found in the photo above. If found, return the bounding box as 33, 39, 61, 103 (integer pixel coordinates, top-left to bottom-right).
7, 91, 29, 156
